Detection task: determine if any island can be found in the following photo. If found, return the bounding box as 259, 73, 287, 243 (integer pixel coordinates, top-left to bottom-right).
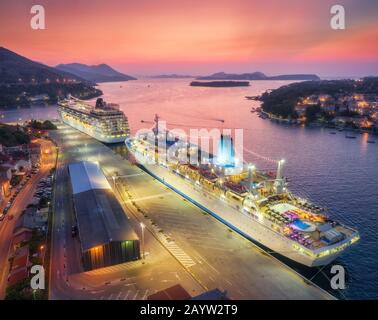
150, 74, 195, 79
197, 72, 320, 81
190, 81, 250, 87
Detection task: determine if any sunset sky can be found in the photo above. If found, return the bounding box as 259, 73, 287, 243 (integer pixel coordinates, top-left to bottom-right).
0, 0, 377, 77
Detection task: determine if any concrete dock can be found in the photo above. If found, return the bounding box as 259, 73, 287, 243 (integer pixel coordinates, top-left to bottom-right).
50, 124, 335, 300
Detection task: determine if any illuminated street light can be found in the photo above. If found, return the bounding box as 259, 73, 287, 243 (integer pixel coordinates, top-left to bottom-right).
40, 245, 45, 265
140, 223, 145, 260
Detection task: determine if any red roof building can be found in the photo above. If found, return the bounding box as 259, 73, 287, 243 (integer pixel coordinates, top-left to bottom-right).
11, 245, 30, 271
7, 267, 29, 287
12, 230, 32, 248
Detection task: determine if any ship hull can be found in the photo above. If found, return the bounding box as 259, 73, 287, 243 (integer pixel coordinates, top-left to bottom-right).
59, 112, 127, 144
127, 142, 351, 267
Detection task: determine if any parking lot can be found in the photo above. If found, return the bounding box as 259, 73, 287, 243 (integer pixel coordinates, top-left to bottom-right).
0, 163, 43, 222
32, 174, 53, 206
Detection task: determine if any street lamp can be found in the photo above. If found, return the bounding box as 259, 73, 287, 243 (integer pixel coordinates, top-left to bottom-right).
112, 176, 116, 189
140, 222, 145, 260
39, 245, 45, 265
84, 143, 88, 161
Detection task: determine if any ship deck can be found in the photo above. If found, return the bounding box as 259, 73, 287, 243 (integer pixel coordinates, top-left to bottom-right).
132, 136, 358, 254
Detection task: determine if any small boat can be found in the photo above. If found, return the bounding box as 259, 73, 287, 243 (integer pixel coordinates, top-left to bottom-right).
329, 132, 336, 135
245, 95, 259, 100
367, 140, 376, 144
345, 135, 357, 139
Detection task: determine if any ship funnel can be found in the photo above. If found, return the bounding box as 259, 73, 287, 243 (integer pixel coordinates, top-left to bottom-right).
216, 134, 235, 168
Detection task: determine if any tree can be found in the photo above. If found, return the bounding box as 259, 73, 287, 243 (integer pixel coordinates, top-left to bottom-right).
95, 98, 105, 108
305, 105, 321, 123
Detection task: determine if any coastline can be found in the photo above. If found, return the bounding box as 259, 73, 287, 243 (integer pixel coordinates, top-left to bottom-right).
0, 105, 59, 123
255, 110, 378, 136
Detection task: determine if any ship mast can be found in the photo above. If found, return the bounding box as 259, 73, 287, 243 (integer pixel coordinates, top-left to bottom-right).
274, 159, 285, 194
248, 164, 258, 197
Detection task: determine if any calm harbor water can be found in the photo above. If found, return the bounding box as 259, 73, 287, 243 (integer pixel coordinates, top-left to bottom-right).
2, 79, 377, 299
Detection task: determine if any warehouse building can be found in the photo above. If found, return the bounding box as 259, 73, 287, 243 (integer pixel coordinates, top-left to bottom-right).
68, 161, 140, 271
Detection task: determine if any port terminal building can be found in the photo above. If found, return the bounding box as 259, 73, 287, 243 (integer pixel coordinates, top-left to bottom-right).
68, 161, 140, 271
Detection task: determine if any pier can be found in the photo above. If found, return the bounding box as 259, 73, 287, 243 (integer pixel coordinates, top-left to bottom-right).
49, 123, 335, 300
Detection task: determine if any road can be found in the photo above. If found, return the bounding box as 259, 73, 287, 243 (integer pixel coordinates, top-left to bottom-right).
0, 138, 56, 299
48, 124, 334, 300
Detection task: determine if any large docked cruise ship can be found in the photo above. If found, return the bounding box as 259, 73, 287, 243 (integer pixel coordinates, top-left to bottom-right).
126, 115, 359, 267
58, 97, 129, 143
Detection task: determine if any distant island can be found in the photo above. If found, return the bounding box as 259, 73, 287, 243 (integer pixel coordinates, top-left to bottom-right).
0, 47, 102, 109
259, 77, 378, 131
190, 81, 250, 87
56, 63, 136, 83
149, 74, 195, 79
197, 72, 320, 81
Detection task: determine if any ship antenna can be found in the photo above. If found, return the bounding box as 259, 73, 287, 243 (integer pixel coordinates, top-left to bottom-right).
153, 114, 160, 135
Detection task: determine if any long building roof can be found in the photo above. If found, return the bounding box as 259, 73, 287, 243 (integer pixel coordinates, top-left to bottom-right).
68, 161, 139, 252
69, 160, 111, 194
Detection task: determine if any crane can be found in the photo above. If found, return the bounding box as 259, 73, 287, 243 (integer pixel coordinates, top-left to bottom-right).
139, 114, 280, 166
141, 114, 225, 133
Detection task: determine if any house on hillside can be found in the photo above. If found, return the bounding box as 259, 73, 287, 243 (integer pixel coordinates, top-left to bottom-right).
27, 142, 41, 164
0, 164, 12, 180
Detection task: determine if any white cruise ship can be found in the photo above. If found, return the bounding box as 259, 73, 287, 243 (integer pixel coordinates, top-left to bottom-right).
125, 116, 359, 267
58, 97, 129, 143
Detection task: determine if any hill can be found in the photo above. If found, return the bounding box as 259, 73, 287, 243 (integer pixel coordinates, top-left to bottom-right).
56, 63, 136, 83
190, 81, 250, 87
150, 74, 195, 79
197, 72, 320, 81
260, 77, 378, 118
0, 47, 102, 109
0, 47, 87, 85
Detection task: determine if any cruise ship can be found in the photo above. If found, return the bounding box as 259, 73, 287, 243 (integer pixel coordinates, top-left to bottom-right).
58, 97, 129, 143
126, 115, 359, 267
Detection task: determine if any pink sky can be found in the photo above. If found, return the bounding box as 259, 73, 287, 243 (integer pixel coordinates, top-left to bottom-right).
0, 0, 377, 77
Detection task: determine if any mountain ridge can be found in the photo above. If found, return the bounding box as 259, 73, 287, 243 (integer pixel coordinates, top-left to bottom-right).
0, 47, 88, 84
197, 72, 320, 81
0, 47, 102, 109
56, 63, 136, 83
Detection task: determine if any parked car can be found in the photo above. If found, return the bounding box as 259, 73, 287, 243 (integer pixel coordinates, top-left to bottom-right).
71, 225, 78, 237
